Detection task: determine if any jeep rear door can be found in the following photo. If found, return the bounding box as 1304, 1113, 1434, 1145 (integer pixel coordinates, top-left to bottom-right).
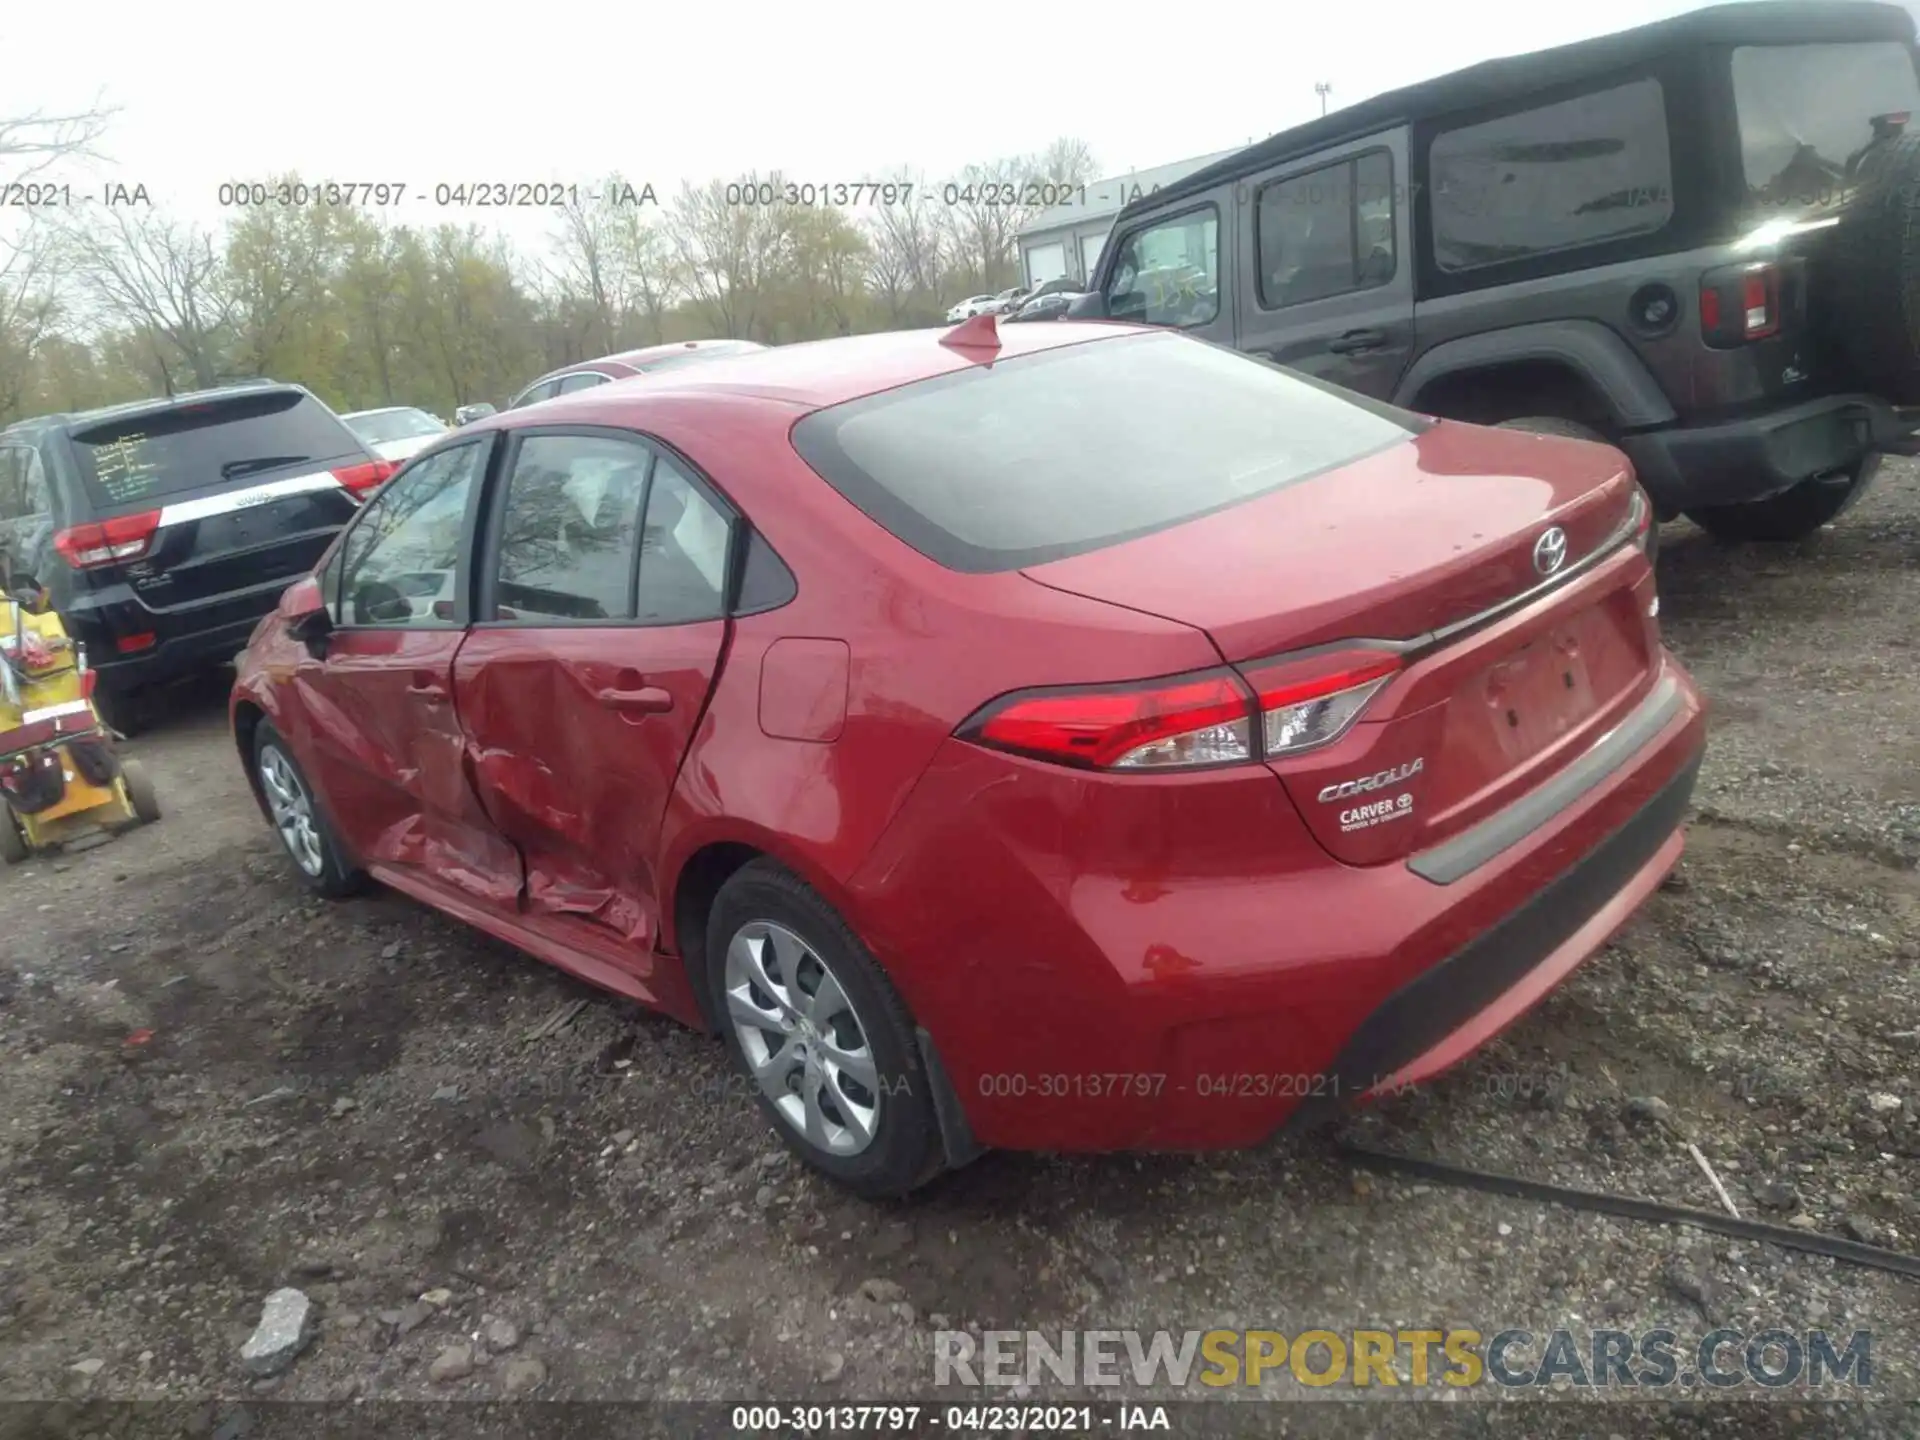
1234, 129, 1416, 401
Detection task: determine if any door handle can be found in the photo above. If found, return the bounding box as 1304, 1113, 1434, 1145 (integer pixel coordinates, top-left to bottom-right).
1326, 327, 1387, 355
595, 685, 673, 715
407, 671, 448, 703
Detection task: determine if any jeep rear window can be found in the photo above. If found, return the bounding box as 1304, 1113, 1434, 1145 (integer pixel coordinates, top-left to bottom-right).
69, 391, 362, 510
1734, 42, 1920, 210
1429, 77, 1674, 273
789, 332, 1422, 573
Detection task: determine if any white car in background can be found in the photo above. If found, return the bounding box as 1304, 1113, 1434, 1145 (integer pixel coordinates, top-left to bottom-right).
339, 406, 449, 464
944, 295, 997, 322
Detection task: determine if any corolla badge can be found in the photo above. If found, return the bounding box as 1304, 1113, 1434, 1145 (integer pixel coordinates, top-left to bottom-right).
1317, 758, 1423, 804
1532, 525, 1569, 577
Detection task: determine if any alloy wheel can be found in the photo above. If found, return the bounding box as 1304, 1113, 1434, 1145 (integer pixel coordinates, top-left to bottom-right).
723, 920, 882, 1157
258, 744, 325, 877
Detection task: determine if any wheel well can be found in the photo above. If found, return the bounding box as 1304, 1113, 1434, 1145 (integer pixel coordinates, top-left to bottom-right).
672, 841, 764, 1028
1410, 361, 1615, 434
232, 701, 269, 814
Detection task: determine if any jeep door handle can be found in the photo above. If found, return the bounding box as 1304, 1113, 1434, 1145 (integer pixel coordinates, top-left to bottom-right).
1326, 327, 1387, 355
407, 673, 448, 703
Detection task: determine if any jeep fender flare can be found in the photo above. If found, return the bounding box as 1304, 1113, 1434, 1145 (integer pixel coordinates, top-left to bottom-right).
1391, 321, 1677, 432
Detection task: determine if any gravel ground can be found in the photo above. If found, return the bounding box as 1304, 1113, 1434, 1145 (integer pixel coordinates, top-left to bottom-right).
3, 467, 1920, 1438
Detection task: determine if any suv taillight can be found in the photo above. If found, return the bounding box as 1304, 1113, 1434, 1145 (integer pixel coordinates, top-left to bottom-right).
333, 459, 396, 499
958, 650, 1402, 771
54, 510, 161, 569
1700, 262, 1781, 347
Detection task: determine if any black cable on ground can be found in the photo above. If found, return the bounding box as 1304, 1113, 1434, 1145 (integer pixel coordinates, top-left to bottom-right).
1335, 1137, 1920, 1281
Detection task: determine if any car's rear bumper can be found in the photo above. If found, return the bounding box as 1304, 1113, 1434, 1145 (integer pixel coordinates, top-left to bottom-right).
852, 655, 1707, 1154
65, 594, 278, 694
1620, 392, 1920, 512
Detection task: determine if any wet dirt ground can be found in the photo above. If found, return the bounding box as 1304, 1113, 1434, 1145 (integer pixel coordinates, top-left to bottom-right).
3, 468, 1920, 1438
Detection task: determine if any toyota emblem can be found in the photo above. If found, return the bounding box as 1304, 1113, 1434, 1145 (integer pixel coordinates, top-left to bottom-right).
1532, 526, 1569, 577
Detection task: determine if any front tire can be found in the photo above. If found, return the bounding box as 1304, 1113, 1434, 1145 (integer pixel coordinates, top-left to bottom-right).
1685, 461, 1877, 543
707, 859, 943, 1198
252, 722, 364, 897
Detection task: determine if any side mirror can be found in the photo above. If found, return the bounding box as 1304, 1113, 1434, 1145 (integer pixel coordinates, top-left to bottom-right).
454, 403, 497, 426
278, 575, 333, 656
1066, 290, 1108, 319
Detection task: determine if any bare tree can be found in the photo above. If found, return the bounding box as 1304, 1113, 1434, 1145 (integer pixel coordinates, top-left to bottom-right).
864, 173, 947, 323
0, 104, 114, 183
67, 209, 233, 390
666, 175, 792, 340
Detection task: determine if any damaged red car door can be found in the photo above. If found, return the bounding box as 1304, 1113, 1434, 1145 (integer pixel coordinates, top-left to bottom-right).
289, 440, 523, 905
451, 431, 731, 955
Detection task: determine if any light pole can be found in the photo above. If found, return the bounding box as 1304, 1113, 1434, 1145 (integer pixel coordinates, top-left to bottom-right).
1315, 82, 1332, 116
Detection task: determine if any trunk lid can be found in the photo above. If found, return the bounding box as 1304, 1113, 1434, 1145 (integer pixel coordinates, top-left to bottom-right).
65, 388, 370, 609
1023, 421, 1659, 864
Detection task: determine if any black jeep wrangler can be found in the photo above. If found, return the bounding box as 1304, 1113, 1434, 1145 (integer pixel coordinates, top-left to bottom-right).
1073, 1, 1920, 545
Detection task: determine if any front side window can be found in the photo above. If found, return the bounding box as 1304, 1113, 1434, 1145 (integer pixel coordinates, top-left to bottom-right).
1734, 42, 1920, 212
1103, 207, 1220, 328
791, 330, 1421, 573
1429, 78, 1674, 273
488, 434, 650, 622
335, 442, 485, 627
1257, 150, 1397, 308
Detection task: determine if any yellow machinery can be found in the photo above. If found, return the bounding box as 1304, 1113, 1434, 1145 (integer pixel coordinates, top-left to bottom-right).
0, 580, 160, 863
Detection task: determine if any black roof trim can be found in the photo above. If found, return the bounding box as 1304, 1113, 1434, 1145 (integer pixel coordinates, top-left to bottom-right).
1123, 2, 1917, 220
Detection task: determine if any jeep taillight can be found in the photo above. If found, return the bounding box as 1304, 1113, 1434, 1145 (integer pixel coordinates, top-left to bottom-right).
54, 510, 161, 569
1700, 262, 1781, 347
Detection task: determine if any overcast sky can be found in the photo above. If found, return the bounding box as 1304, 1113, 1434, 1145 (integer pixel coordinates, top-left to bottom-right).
7, 0, 1908, 245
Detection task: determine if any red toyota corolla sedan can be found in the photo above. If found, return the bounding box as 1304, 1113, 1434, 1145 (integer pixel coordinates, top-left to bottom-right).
230, 319, 1706, 1197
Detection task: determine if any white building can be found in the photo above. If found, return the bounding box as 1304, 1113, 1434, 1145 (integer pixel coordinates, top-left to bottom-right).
1016, 149, 1241, 288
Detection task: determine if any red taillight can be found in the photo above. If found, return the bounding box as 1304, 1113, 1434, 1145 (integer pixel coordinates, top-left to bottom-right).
960, 667, 1254, 770
1237, 649, 1402, 757
53, 510, 161, 569
959, 651, 1403, 772
333, 459, 396, 499
1700, 262, 1779, 347
115, 632, 157, 654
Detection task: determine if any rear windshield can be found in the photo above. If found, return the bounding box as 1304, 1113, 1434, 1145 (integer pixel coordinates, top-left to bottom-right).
70, 391, 361, 509
345, 408, 443, 444
789, 332, 1421, 572
1734, 42, 1920, 210
633, 341, 764, 374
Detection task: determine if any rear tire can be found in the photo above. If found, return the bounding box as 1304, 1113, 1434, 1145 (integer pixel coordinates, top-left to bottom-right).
120, 758, 161, 825
1684, 462, 1876, 543
0, 803, 28, 864
251, 721, 364, 898
1495, 416, 1661, 562
706, 859, 944, 1198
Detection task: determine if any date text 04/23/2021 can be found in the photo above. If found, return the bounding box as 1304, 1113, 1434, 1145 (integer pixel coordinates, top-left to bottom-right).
729, 1404, 1171, 1432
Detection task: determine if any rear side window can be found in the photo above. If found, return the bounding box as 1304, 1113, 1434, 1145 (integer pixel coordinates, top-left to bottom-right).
557, 373, 611, 394
1734, 43, 1920, 210
1429, 78, 1674, 273
68, 391, 362, 510
1257, 150, 1397, 308
633, 341, 763, 374
487, 434, 650, 622
790, 332, 1420, 573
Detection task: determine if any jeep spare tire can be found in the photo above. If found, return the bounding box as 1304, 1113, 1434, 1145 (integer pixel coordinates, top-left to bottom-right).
1828, 131, 1920, 404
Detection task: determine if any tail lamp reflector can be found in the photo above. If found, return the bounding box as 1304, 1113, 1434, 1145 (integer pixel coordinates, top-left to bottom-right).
960, 651, 1402, 772
333, 459, 397, 498
54, 510, 161, 569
